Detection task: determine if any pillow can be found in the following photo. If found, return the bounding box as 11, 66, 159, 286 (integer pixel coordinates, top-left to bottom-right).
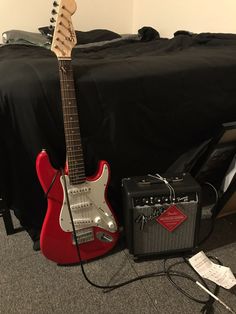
2, 30, 50, 46
38, 26, 121, 44
174, 30, 195, 37
75, 29, 121, 44
138, 26, 160, 41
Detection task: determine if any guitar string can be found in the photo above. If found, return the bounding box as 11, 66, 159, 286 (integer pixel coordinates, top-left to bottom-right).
60, 59, 94, 223
60, 60, 85, 222
61, 60, 85, 183
60, 60, 114, 228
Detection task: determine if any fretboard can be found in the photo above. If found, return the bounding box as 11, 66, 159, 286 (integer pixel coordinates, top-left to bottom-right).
58, 59, 85, 185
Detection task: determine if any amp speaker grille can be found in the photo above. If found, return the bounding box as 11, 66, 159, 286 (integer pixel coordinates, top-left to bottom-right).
132, 202, 198, 256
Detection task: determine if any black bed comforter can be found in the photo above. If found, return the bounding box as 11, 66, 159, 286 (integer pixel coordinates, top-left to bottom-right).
1, 33, 236, 233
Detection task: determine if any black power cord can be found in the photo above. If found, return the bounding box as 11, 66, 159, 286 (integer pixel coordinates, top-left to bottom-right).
164, 257, 221, 314
196, 181, 219, 247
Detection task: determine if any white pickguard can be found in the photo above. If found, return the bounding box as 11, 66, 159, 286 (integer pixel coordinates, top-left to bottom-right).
59, 163, 118, 233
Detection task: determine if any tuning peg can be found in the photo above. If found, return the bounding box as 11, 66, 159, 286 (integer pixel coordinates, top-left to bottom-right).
50, 17, 56, 23
49, 25, 54, 31
53, 1, 59, 7
51, 9, 57, 15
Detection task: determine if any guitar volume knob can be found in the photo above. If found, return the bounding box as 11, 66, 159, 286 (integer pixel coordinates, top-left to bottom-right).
94, 216, 101, 224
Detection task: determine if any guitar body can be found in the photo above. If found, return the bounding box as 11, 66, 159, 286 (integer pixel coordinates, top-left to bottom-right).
36, 150, 119, 264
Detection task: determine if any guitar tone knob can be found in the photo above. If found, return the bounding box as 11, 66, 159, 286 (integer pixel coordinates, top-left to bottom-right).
108, 221, 114, 229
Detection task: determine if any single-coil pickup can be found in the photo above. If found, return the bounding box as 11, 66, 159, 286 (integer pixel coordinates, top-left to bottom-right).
71, 202, 91, 210
73, 218, 93, 225
68, 187, 90, 195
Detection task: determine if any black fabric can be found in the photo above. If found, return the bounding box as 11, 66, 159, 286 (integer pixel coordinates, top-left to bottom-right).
1, 33, 236, 233
38, 27, 121, 44
138, 26, 160, 41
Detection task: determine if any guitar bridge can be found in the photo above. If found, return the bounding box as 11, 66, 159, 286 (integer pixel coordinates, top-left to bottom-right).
72, 228, 94, 245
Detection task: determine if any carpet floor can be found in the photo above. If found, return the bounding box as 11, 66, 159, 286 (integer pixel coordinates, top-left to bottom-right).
0, 212, 236, 314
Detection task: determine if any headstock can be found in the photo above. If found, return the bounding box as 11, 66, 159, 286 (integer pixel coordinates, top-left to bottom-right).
50, 0, 77, 59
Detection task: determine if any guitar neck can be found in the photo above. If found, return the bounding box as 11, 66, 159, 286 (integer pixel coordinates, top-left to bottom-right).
58, 59, 86, 185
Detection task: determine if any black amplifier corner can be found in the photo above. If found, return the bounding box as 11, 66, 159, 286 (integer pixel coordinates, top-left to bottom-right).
122, 173, 201, 259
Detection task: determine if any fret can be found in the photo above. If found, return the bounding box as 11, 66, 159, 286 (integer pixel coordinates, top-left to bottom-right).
67, 157, 84, 161
67, 156, 83, 160
66, 131, 80, 135
64, 121, 80, 125
68, 158, 83, 162
69, 171, 85, 177
66, 143, 81, 147
63, 113, 78, 116
66, 143, 81, 150
63, 126, 80, 129
68, 164, 84, 167
69, 171, 85, 176
67, 164, 84, 168
66, 131, 80, 134
67, 150, 82, 154
69, 173, 86, 178
66, 144, 82, 147
66, 138, 81, 141
67, 152, 83, 156
68, 170, 85, 175
66, 140, 81, 144
68, 168, 85, 173
67, 158, 84, 163
69, 167, 85, 172
62, 105, 77, 109
67, 138, 81, 142
68, 170, 86, 175
67, 159, 84, 164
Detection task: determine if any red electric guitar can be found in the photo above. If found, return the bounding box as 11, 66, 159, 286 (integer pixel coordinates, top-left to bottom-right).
36, 0, 119, 264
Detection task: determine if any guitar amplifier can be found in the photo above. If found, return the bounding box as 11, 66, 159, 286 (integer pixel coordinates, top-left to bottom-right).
122, 173, 201, 258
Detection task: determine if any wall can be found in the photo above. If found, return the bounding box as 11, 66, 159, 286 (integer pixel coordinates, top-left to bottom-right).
1, 1, 235, 42
133, 0, 236, 38
0, 0, 133, 39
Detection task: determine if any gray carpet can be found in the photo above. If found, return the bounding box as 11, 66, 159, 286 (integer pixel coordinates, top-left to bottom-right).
0, 213, 236, 314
